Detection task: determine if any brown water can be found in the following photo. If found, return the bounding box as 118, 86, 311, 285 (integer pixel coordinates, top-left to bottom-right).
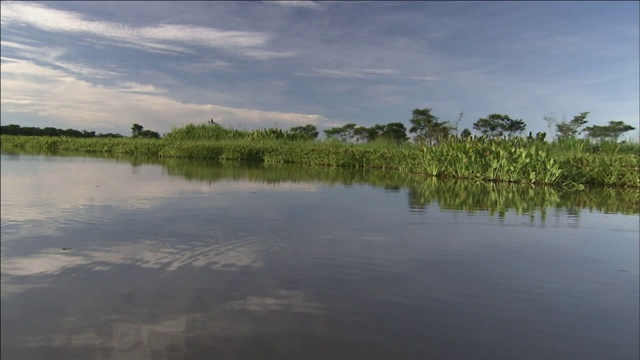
1, 153, 638, 360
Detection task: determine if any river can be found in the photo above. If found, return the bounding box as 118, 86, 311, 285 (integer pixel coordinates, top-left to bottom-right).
1, 152, 638, 360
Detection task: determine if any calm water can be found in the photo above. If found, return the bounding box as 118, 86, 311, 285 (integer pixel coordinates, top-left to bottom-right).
1, 152, 638, 360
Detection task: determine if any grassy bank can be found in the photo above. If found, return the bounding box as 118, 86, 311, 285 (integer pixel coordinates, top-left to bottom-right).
1, 133, 638, 188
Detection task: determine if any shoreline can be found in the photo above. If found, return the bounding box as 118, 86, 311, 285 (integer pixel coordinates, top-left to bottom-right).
1, 135, 638, 188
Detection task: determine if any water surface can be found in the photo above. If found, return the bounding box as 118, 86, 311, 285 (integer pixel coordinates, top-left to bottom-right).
1, 152, 638, 360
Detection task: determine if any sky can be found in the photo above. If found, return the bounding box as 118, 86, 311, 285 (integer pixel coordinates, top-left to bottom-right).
1, 1, 638, 138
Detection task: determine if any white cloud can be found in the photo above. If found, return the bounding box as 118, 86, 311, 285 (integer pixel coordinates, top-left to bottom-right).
264, 1, 321, 10
1, 40, 119, 78
309, 68, 369, 79
117, 81, 168, 94
302, 68, 438, 81
178, 60, 235, 74
0, 2, 287, 58
361, 68, 400, 75
1, 59, 330, 133
239, 49, 297, 60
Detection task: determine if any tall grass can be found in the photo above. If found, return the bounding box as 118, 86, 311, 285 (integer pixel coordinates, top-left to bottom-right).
2, 128, 638, 188
163, 123, 310, 142
549, 137, 640, 156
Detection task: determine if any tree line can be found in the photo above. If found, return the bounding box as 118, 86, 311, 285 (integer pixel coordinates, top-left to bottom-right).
2, 108, 635, 144
0, 123, 162, 139
290, 108, 635, 144
0, 124, 124, 138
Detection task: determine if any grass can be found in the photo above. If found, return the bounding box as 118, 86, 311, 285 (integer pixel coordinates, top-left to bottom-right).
1, 124, 638, 188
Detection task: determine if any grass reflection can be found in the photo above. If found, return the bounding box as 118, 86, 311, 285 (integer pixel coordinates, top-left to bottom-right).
159, 158, 639, 216
3, 149, 638, 215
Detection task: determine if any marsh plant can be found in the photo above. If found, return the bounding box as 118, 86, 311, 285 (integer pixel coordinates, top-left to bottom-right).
2, 131, 638, 188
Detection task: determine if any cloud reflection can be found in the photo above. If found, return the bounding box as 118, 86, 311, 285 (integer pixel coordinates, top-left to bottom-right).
1, 155, 318, 229
2, 235, 268, 280
227, 290, 327, 315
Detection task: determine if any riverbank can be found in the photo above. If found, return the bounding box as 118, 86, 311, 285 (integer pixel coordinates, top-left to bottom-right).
1, 135, 638, 188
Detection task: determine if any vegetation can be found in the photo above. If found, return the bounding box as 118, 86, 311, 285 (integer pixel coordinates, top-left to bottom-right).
408, 108, 455, 145
555, 112, 590, 139
473, 114, 527, 138
164, 122, 312, 142
0, 124, 123, 138
583, 121, 636, 142
290, 124, 319, 141
131, 123, 161, 139
1, 108, 637, 188
159, 159, 639, 215
2, 132, 637, 188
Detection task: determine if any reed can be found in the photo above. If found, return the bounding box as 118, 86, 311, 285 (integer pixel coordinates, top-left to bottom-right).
2, 132, 638, 188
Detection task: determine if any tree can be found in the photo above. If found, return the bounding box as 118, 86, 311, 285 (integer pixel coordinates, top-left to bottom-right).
452, 111, 464, 136
323, 123, 357, 142
132, 123, 160, 139
1, 124, 123, 138
543, 113, 558, 138
409, 108, 453, 145
460, 128, 472, 139
82, 130, 96, 138
379, 122, 408, 144
473, 114, 526, 138
139, 129, 161, 139
290, 124, 319, 140
556, 112, 589, 139
353, 125, 380, 143
131, 123, 144, 138
583, 121, 635, 142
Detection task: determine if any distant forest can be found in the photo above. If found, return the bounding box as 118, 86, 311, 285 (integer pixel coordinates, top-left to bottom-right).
0, 124, 124, 138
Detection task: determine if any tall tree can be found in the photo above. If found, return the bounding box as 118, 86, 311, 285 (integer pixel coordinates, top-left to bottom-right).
139, 129, 161, 139
409, 108, 453, 145
379, 122, 408, 144
131, 123, 144, 138
353, 125, 380, 143
323, 123, 357, 142
556, 112, 589, 139
583, 121, 635, 142
290, 124, 319, 140
473, 114, 526, 138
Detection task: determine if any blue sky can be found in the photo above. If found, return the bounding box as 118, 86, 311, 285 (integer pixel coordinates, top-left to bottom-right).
1, 1, 638, 138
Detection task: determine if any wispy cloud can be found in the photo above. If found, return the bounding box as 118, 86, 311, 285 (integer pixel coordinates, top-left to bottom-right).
1, 40, 119, 78
1, 58, 330, 133
178, 60, 236, 74
0, 2, 292, 58
238, 49, 297, 60
301, 68, 438, 81
116, 82, 168, 94
264, 1, 321, 10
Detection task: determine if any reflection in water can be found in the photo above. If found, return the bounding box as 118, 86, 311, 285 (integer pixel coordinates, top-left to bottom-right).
1, 236, 267, 277
159, 157, 640, 216
3, 150, 638, 217
1, 151, 639, 360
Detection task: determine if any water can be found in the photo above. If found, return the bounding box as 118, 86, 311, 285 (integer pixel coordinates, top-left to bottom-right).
1, 152, 638, 360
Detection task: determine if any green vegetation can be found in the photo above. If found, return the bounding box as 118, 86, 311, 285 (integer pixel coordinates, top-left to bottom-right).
131, 123, 160, 139
583, 121, 636, 142
2, 132, 637, 188
164, 122, 312, 142
0, 124, 123, 138
473, 113, 527, 138
554, 112, 590, 140
409, 107, 455, 145
1, 108, 637, 188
